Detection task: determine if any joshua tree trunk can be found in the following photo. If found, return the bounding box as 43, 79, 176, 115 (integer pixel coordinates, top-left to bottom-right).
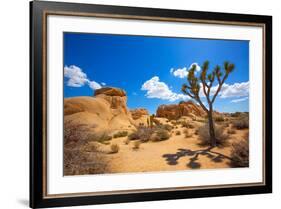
181, 61, 235, 147
207, 107, 216, 147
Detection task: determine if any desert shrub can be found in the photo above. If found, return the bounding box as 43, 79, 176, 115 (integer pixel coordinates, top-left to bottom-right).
232, 118, 249, 130
194, 129, 199, 135
156, 124, 173, 131
227, 128, 236, 134
89, 132, 112, 144
230, 112, 242, 117
197, 123, 229, 147
132, 141, 141, 150
214, 115, 225, 122
64, 121, 90, 146
110, 144, 119, 154
230, 135, 249, 167
82, 142, 99, 152
64, 146, 108, 175
196, 118, 207, 123
128, 127, 153, 142
151, 129, 170, 142
223, 122, 229, 128
181, 121, 195, 129
175, 130, 181, 135
183, 128, 192, 138
113, 131, 128, 138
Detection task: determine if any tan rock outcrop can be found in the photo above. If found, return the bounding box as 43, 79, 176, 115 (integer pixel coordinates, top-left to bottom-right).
156, 101, 206, 120
64, 87, 136, 133
130, 108, 149, 120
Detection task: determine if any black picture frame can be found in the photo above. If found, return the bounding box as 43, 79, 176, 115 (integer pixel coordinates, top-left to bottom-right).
30, 1, 272, 208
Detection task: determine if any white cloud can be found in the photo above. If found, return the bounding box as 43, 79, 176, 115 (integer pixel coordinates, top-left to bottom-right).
170, 63, 201, 79
188, 62, 201, 72
101, 82, 106, 86
64, 65, 102, 90
64, 65, 88, 87
199, 81, 249, 99
230, 97, 249, 103
171, 67, 188, 78
88, 81, 102, 90
141, 76, 190, 102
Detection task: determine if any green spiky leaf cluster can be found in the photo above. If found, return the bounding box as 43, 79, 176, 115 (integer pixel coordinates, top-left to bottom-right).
182, 61, 235, 111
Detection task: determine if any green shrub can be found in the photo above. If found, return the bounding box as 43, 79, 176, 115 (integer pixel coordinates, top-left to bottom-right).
113, 131, 128, 138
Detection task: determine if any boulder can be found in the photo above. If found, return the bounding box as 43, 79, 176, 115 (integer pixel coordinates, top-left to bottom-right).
156, 100, 206, 120
130, 108, 149, 120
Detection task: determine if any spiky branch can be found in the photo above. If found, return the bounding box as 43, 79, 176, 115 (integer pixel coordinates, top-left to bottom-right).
182, 61, 235, 111
182, 61, 235, 147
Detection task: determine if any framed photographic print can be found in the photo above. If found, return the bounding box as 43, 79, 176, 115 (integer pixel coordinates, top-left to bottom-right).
30, 0, 272, 208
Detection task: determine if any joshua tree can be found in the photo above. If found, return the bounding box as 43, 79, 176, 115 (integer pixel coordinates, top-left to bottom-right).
181, 61, 235, 147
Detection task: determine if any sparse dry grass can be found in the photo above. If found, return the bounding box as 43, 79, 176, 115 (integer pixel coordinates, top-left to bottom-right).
113, 131, 128, 138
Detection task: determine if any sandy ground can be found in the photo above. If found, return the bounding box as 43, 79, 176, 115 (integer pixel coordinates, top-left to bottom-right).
92, 120, 248, 174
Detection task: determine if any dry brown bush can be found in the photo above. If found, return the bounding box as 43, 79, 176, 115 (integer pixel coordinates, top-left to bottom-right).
132, 141, 141, 150
181, 121, 195, 129
230, 133, 249, 167
110, 144, 119, 154
113, 131, 128, 138
198, 123, 229, 147
232, 118, 249, 130
175, 130, 181, 135
64, 144, 108, 175
183, 128, 192, 138
227, 128, 236, 134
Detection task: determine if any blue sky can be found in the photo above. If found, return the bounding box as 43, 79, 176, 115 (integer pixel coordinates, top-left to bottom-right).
64, 32, 249, 114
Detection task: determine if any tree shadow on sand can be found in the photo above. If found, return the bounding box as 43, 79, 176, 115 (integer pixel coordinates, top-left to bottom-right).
162, 147, 232, 169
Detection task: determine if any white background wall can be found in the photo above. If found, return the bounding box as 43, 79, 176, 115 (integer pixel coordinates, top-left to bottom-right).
0, 0, 279, 208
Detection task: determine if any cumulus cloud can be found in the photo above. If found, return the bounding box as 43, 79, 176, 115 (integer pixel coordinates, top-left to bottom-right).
141, 76, 190, 102
230, 97, 249, 103
64, 65, 88, 87
170, 67, 188, 78
199, 81, 249, 99
64, 65, 102, 90
170, 63, 201, 79
89, 81, 102, 90
101, 82, 106, 86
188, 62, 201, 72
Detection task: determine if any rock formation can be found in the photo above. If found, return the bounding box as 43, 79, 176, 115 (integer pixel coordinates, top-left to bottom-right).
130, 108, 149, 120
156, 101, 206, 120
64, 87, 136, 133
